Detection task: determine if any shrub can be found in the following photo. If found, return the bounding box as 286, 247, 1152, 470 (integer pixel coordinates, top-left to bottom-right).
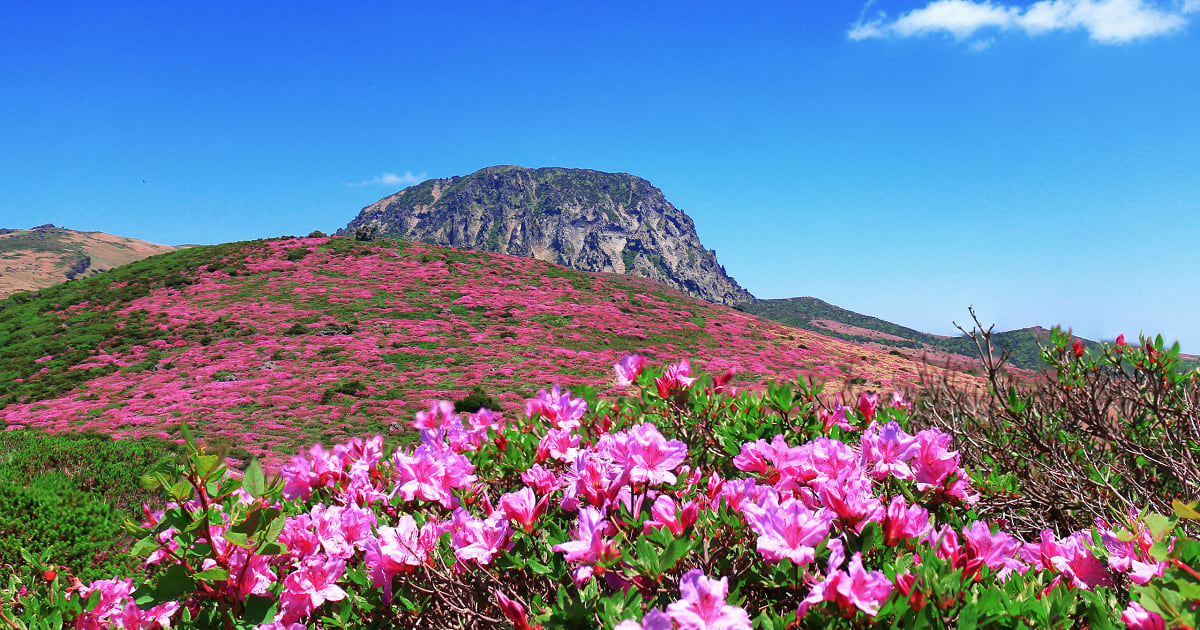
354, 225, 378, 242
3, 357, 1197, 629
452, 386, 499, 413
915, 309, 1200, 537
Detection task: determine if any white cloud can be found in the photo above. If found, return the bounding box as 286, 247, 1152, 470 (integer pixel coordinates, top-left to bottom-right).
849, 0, 1191, 45
969, 36, 998, 49
348, 171, 427, 187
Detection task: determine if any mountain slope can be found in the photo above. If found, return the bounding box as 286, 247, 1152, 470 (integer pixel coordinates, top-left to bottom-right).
0, 225, 177, 297
339, 166, 754, 306
746, 297, 1199, 371
0, 237, 980, 468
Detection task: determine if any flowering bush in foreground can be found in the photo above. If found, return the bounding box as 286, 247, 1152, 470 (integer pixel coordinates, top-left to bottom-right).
3, 358, 1198, 629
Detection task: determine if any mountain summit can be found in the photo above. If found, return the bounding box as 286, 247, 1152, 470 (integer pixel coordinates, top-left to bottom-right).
339, 166, 754, 306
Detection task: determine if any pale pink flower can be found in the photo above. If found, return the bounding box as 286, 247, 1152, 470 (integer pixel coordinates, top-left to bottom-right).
743, 491, 834, 566
521, 463, 561, 495
961, 520, 1027, 580
451, 511, 512, 565
799, 544, 894, 618
552, 507, 618, 584
536, 427, 581, 463
666, 569, 752, 630
625, 423, 688, 486
860, 421, 920, 481
1021, 529, 1112, 590
279, 555, 348, 624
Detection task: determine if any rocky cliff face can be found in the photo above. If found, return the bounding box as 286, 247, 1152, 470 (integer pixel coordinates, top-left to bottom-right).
339, 166, 754, 306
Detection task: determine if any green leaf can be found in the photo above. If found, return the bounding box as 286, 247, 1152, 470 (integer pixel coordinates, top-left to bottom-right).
193, 454, 221, 479
243, 594, 278, 625
180, 419, 196, 449
129, 535, 161, 557
242, 458, 265, 498
192, 567, 230, 582
223, 529, 251, 548
1173, 499, 1200, 520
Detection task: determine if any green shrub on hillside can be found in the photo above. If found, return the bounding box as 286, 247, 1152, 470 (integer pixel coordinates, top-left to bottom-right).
0, 431, 178, 584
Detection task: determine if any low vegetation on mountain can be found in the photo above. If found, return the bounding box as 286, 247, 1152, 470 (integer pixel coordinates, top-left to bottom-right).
0, 236, 960, 472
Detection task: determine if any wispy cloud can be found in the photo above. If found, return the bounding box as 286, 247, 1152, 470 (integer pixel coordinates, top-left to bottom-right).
849, 0, 1192, 45
348, 171, 427, 187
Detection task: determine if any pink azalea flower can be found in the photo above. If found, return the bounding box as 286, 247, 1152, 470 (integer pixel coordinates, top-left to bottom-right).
413, 400, 456, 430
525, 384, 587, 429
625, 423, 688, 486
364, 522, 416, 600
1100, 512, 1168, 585
496, 590, 535, 630
882, 495, 932, 546
1021, 529, 1112, 590
279, 555, 348, 624
614, 354, 647, 387
552, 507, 618, 584
814, 468, 884, 533
799, 544, 894, 618
643, 495, 700, 536
654, 359, 696, 398
742, 490, 834, 565
889, 391, 912, 412
666, 569, 752, 630
615, 609, 672, 630
819, 401, 854, 432
536, 427, 582, 463
451, 511, 513, 565
961, 520, 1028, 580
1121, 602, 1166, 630
499, 487, 549, 532
391, 443, 477, 509
860, 421, 920, 481
911, 430, 978, 504
521, 463, 561, 495
856, 392, 878, 424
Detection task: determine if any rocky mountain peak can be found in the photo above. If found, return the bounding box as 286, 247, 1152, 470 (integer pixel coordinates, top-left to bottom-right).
339, 166, 754, 306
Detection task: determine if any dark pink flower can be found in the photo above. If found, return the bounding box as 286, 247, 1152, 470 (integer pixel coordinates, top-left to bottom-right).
496, 590, 536, 630
499, 487, 549, 532
882, 496, 932, 546
643, 495, 699, 536
654, 359, 696, 398
1121, 602, 1165, 630
856, 393, 878, 424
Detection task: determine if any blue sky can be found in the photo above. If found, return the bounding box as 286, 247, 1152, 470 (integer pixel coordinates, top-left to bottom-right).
3, 1, 1198, 350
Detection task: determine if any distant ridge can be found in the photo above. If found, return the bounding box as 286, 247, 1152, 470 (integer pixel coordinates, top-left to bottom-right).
339, 166, 754, 306
0, 225, 177, 297
744, 296, 1200, 371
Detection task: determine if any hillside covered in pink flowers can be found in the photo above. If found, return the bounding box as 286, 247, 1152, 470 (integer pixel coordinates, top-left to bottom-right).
0, 236, 980, 468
